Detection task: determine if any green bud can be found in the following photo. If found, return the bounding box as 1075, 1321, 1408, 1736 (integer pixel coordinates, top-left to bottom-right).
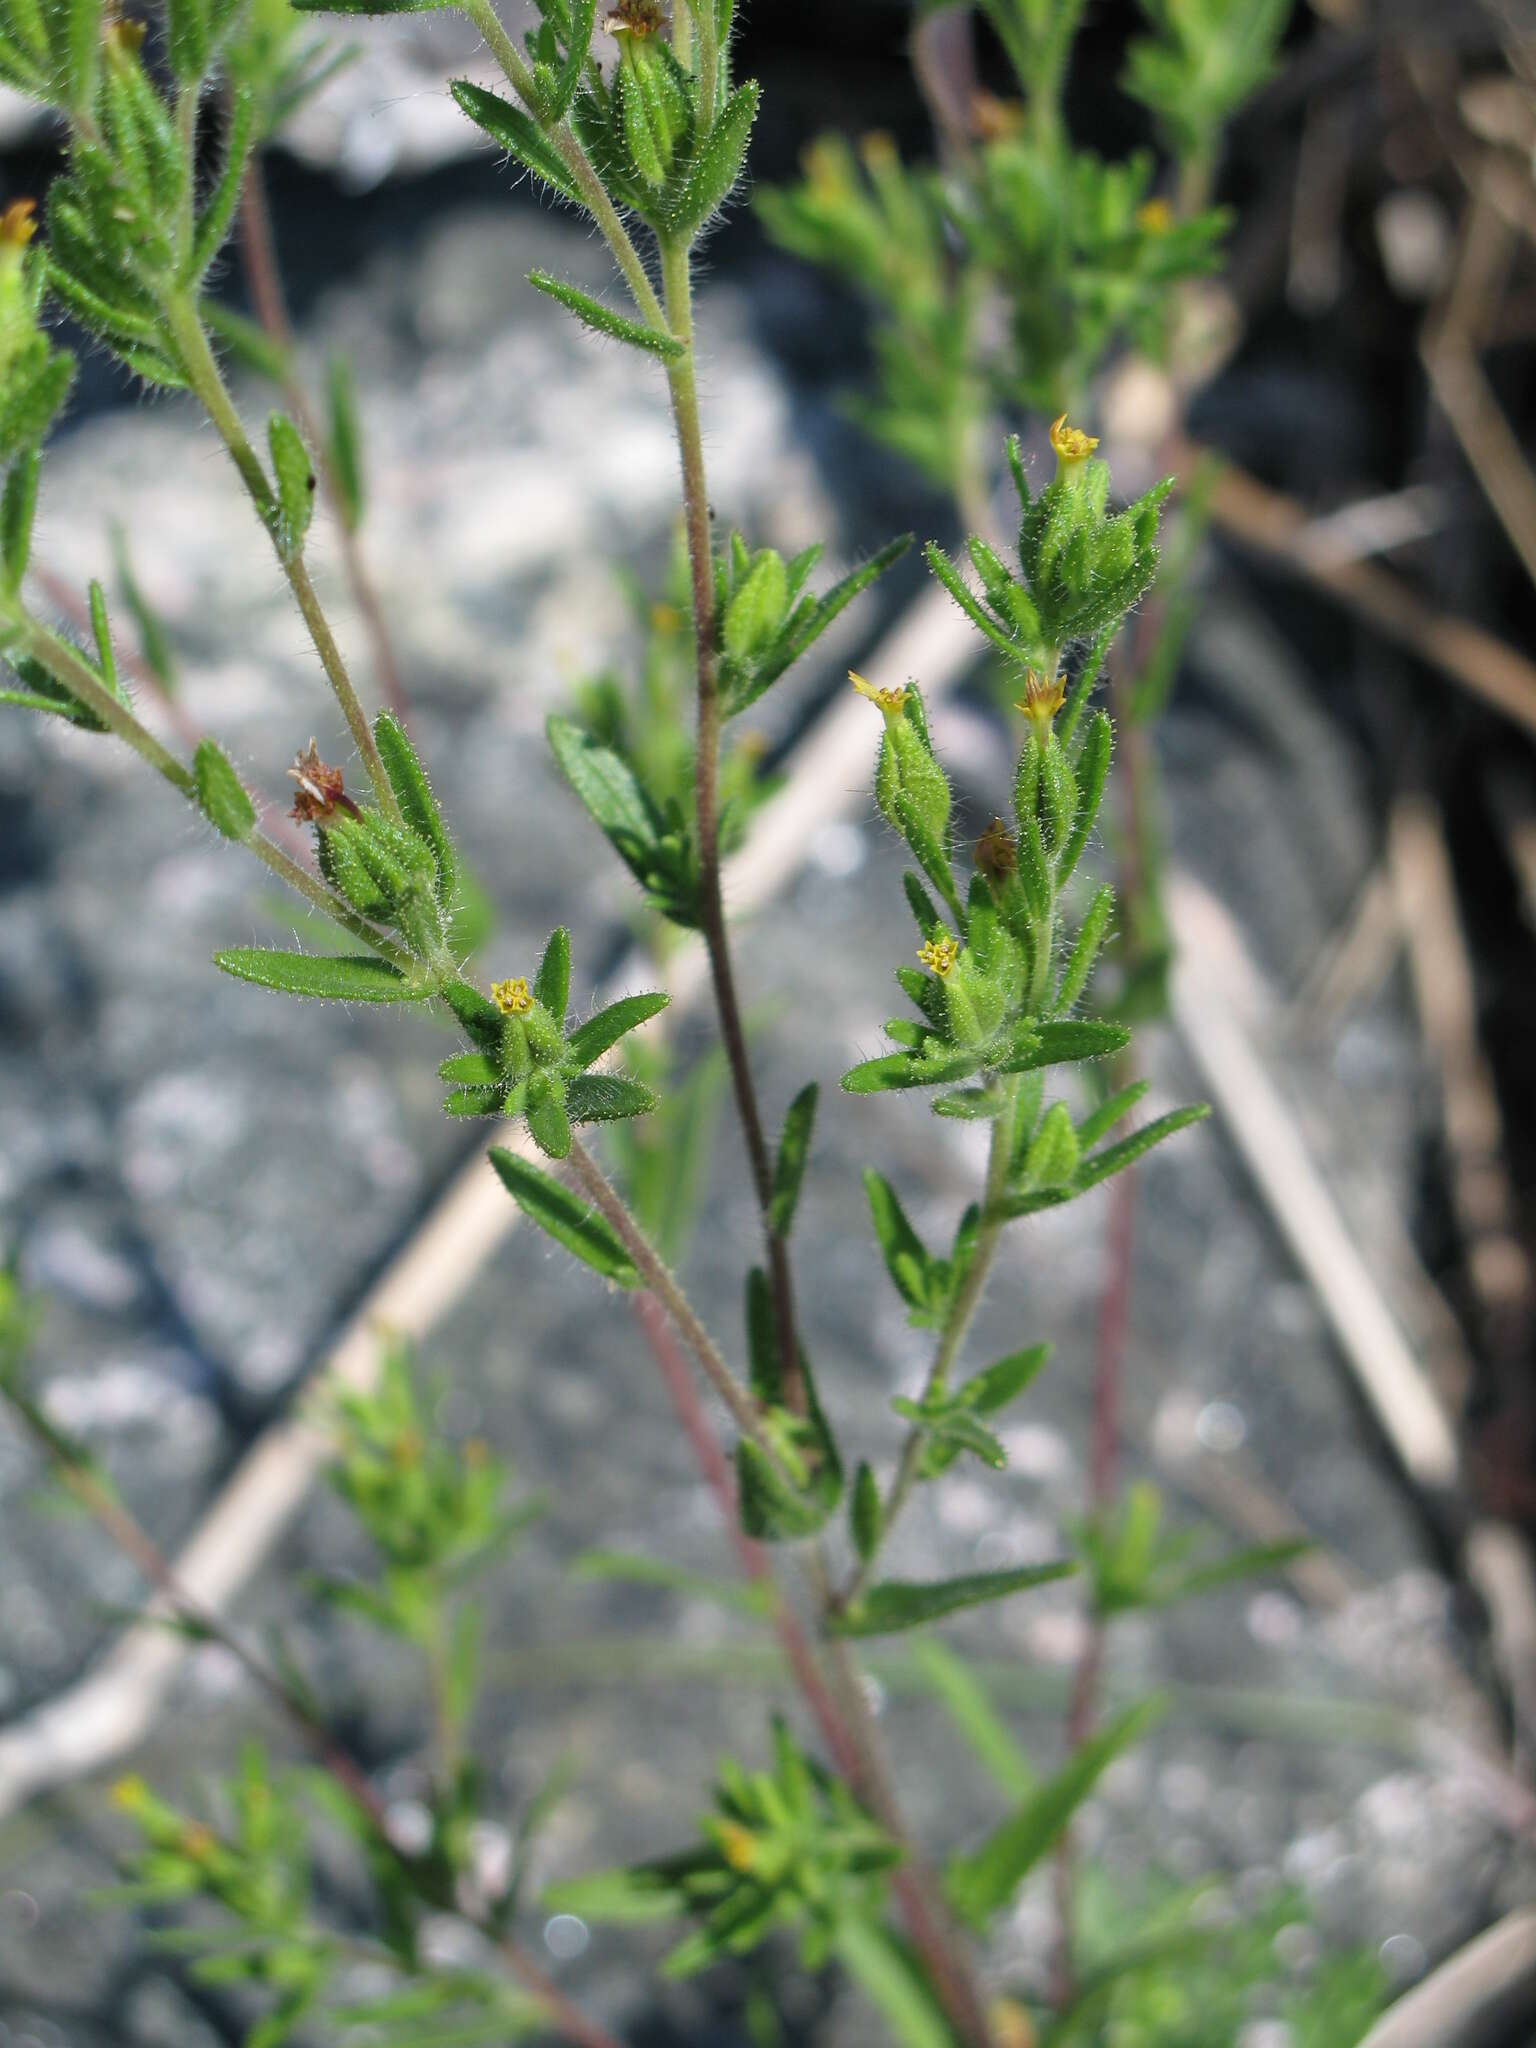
616, 17, 689, 191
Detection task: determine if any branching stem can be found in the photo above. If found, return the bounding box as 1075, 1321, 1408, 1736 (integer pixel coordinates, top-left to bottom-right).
158, 291, 400, 822
659, 233, 806, 1413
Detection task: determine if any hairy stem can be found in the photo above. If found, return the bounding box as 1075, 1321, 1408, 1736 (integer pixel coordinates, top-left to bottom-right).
10, 614, 413, 963
565, 1136, 767, 1448
461, 0, 669, 337
843, 1080, 1019, 1604
158, 291, 400, 821
659, 233, 805, 1412
237, 153, 414, 733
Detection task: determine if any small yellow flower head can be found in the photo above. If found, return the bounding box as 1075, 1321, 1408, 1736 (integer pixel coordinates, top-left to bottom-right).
975, 816, 1017, 881
492, 976, 533, 1017
970, 90, 1024, 141
717, 1821, 759, 1873
988, 1999, 1038, 2048
918, 933, 959, 979
111, 1774, 150, 1813
178, 1822, 216, 1863
1136, 197, 1173, 234
849, 670, 909, 721
0, 199, 36, 251
1015, 669, 1066, 744
1049, 413, 1099, 471
648, 600, 682, 636
859, 130, 899, 175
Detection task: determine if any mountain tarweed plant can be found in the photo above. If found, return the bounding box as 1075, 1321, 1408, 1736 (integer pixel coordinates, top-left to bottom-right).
0, 0, 1381, 2042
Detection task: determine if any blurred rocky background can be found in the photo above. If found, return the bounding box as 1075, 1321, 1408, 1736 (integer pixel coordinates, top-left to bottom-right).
3, 1, 1536, 2043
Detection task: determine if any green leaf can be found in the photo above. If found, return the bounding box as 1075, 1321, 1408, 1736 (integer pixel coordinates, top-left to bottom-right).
1161, 1537, 1314, 1607
912, 1640, 1032, 1800
829, 1560, 1075, 1637
722, 547, 787, 660
193, 739, 255, 842
188, 89, 252, 279
571, 1549, 771, 1615
850, 1460, 881, 1563
1, 446, 39, 592
213, 949, 416, 1002
489, 1148, 639, 1285
165, 0, 209, 82
1055, 884, 1115, 1017
863, 1169, 932, 1313
266, 412, 315, 557
999, 1019, 1129, 1072
735, 1434, 835, 1541
325, 353, 364, 528
200, 299, 289, 384
1056, 709, 1111, 883
450, 81, 585, 207
945, 1697, 1167, 1925
768, 1082, 816, 1237
525, 1074, 572, 1159
374, 711, 455, 902
290, 0, 447, 13
565, 989, 669, 1068
842, 1049, 980, 1094
544, 1851, 710, 1925
1072, 1103, 1209, 1193
533, 925, 571, 1019
546, 719, 654, 844
527, 269, 683, 358
565, 1073, 656, 1123
1075, 1079, 1149, 1151
669, 76, 760, 237
834, 1918, 956, 2048
111, 525, 177, 692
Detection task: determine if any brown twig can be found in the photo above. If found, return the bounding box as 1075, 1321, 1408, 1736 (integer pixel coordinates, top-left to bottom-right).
1188, 439, 1536, 739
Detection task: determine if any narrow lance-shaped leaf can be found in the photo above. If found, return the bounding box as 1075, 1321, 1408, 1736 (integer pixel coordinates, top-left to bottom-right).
1055, 708, 1111, 884
565, 990, 669, 1069
325, 353, 363, 530
450, 80, 585, 207
828, 1560, 1075, 1637
267, 413, 315, 558
945, 1697, 1167, 1925
1072, 1103, 1209, 1194
528, 270, 684, 360
213, 949, 417, 1002
913, 1641, 1033, 1800
669, 76, 760, 236
1055, 883, 1114, 1016
489, 1147, 639, 1286
194, 739, 255, 843
565, 1073, 656, 1123
850, 1460, 881, 1563
768, 1081, 817, 1237
374, 710, 454, 901
188, 89, 253, 280
0, 446, 38, 592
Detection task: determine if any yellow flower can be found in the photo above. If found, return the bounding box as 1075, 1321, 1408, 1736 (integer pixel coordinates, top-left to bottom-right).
859, 131, 899, 176
1136, 197, 1173, 234
102, 7, 147, 57
989, 1999, 1037, 2048
1049, 413, 1099, 469
917, 933, 959, 978
0, 199, 36, 251
110, 1774, 150, 1813
849, 670, 909, 719
648, 600, 682, 636
717, 1821, 758, 1873
492, 976, 532, 1016
1015, 668, 1065, 743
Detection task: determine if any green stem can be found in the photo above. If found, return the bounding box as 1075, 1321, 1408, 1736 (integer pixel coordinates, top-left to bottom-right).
460, 0, 669, 338
842, 1079, 1019, 1605
11, 614, 416, 966
158, 292, 400, 822
659, 234, 806, 1413
565, 1137, 768, 1451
